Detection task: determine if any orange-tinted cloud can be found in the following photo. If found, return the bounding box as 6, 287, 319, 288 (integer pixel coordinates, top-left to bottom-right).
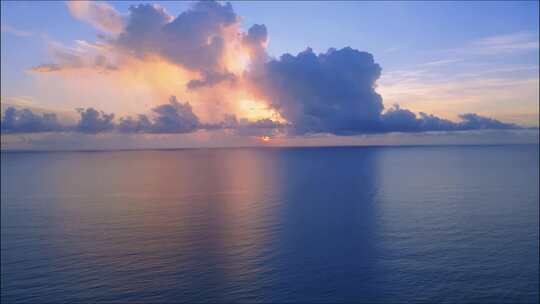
67, 1, 124, 34
30, 1, 281, 128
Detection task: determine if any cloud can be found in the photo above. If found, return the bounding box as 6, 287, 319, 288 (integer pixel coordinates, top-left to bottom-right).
472, 32, 539, 54
243, 24, 268, 47
421, 59, 462, 66
0, 95, 283, 135
1, 107, 64, 133
76, 108, 115, 134
253, 47, 384, 135
101, 96, 199, 133
242, 24, 268, 72
234, 118, 283, 137
67, 1, 124, 35
458, 113, 518, 130
1, 24, 32, 37
114, 4, 172, 56
380, 105, 518, 133
12, 1, 530, 141
439, 32, 540, 57
0, 100, 525, 136
202, 114, 285, 136
29, 1, 265, 125
187, 71, 236, 90
250, 46, 526, 135
115, 1, 237, 76
144, 96, 199, 133
378, 72, 539, 128
29, 40, 117, 73
116, 96, 282, 135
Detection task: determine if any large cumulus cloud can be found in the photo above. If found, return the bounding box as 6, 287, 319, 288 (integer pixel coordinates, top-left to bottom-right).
32, 1, 243, 89
253, 47, 384, 135
115, 1, 238, 88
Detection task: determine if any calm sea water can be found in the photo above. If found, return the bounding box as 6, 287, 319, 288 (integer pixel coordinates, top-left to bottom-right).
1, 145, 538, 303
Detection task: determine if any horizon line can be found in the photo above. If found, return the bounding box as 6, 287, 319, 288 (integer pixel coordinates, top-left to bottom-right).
1, 142, 538, 154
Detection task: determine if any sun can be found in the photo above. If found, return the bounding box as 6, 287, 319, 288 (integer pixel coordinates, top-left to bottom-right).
260, 136, 271, 143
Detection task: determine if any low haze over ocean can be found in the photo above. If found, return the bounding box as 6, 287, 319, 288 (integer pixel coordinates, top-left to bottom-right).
2, 145, 538, 303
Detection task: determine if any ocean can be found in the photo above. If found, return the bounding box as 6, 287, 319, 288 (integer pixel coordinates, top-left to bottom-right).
1, 145, 538, 303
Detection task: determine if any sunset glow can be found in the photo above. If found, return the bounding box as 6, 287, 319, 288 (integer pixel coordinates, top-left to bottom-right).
260, 136, 272, 143
1, 0, 538, 150
1, 3, 538, 303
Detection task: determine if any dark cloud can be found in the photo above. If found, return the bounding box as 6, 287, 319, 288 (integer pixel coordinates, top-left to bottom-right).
243, 24, 267, 47
380, 105, 457, 133
33, 1, 239, 80
115, 4, 171, 57
217, 115, 284, 137
243, 24, 268, 72
235, 118, 283, 136
147, 96, 200, 133
0, 102, 523, 135
117, 114, 152, 133
458, 113, 518, 130
1, 97, 199, 135
187, 70, 236, 90
1, 107, 64, 133
76, 108, 115, 134
117, 96, 200, 133
200, 114, 285, 136
379, 105, 519, 133
254, 47, 384, 135
116, 1, 237, 77
417, 112, 459, 131
380, 105, 423, 132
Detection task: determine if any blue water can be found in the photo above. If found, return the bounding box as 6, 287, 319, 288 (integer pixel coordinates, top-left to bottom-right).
1, 145, 538, 303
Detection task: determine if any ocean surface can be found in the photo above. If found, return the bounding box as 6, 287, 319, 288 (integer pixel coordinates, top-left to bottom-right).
1, 145, 538, 303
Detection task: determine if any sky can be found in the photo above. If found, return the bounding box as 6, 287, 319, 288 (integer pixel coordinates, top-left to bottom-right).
1, 0, 539, 150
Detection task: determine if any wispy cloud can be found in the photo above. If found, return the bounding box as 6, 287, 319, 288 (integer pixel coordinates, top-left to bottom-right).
382, 47, 401, 54
421, 59, 462, 66
458, 32, 539, 55
1, 24, 32, 37
378, 30, 539, 127
66, 1, 124, 35
475, 32, 539, 50
379, 71, 539, 127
